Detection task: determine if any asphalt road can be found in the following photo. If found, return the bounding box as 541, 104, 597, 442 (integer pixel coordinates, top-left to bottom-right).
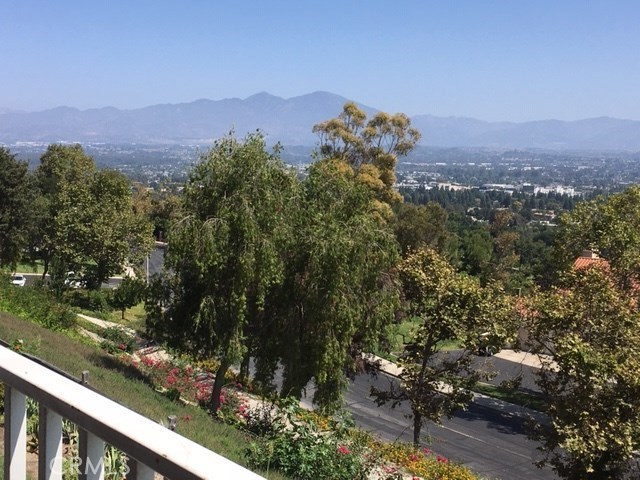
344, 371, 556, 479
18, 273, 123, 289
16, 245, 167, 289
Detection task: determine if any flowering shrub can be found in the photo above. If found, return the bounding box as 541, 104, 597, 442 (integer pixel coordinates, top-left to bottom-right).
246, 399, 376, 480
216, 387, 249, 425
100, 327, 137, 354
377, 443, 477, 480
115, 354, 478, 480
124, 354, 212, 405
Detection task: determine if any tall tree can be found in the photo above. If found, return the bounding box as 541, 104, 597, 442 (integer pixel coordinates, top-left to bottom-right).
62, 169, 153, 287
0, 147, 34, 269
526, 265, 640, 479
33, 144, 96, 278
313, 102, 420, 208
371, 248, 514, 446
34, 144, 152, 287
253, 158, 400, 411
392, 201, 452, 257
146, 133, 298, 413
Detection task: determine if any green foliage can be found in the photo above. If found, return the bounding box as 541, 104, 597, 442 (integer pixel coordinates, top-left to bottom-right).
246, 400, 374, 480
146, 132, 299, 412
109, 276, 146, 319
100, 326, 137, 354
0, 146, 35, 269
372, 248, 515, 446
32, 144, 153, 286
66, 288, 113, 313
527, 266, 640, 479
392, 201, 453, 257
556, 185, 640, 288
254, 159, 400, 411
0, 276, 75, 330
314, 102, 420, 206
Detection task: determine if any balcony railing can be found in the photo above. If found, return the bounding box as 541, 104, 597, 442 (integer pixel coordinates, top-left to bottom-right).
0, 344, 264, 479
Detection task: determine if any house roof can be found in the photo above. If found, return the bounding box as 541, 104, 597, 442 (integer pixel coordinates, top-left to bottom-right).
572, 256, 609, 271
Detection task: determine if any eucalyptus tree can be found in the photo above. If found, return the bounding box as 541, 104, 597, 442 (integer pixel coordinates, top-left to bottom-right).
313, 102, 421, 208
146, 133, 299, 413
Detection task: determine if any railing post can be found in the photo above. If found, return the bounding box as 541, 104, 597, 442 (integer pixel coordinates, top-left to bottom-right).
129, 459, 155, 480
79, 431, 105, 480
4, 385, 27, 480
39, 404, 63, 480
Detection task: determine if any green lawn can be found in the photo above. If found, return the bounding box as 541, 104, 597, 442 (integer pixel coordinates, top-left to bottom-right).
0, 311, 288, 479
107, 302, 147, 332
474, 382, 547, 412
14, 261, 44, 274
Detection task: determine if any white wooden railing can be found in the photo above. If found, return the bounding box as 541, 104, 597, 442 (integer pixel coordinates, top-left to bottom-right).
0, 345, 264, 479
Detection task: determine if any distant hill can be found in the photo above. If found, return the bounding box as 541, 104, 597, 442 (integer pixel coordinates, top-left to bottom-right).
1, 92, 639, 151
411, 115, 640, 150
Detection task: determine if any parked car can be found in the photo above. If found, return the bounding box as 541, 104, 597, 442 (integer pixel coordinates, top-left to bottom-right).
477, 332, 500, 356
64, 271, 83, 289
10, 274, 26, 287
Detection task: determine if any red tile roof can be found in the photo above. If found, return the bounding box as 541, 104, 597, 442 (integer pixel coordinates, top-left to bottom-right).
572, 256, 609, 270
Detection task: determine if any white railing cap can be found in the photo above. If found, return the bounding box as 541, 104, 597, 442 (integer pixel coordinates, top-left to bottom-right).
0, 345, 264, 480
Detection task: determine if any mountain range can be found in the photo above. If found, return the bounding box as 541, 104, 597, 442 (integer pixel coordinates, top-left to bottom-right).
1, 91, 639, 151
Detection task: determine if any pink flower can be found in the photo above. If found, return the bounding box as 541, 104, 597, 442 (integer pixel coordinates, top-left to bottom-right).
118, 343, 126, 350
409, 453, 419, 462
219, 394, 225, 404
337, 444, 350, 455
436, 455, 448, 463
422, 447, 432, 456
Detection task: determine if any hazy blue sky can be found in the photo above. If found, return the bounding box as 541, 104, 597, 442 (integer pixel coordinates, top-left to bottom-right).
2, 0, 638, 121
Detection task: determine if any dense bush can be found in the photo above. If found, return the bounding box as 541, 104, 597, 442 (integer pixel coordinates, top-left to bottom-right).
245, 399, 375, 480
66, 288, 113, 313
0, 279, 75, 330
100, 326, 137, 354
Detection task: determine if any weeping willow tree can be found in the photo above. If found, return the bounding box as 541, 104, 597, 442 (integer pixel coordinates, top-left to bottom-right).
253, 159, 401, 412
146, 132, 299, 412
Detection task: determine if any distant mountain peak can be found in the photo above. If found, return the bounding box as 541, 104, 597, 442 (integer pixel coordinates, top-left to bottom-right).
0, 93, 639, 151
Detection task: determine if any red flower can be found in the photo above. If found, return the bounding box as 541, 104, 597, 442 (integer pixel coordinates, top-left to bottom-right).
337, 445, 350, 455
422, 447, 432, 456
409, 453, 419, 462
219, 394, 225, 404
118, 343, 126, 350
436, 455, 448, 463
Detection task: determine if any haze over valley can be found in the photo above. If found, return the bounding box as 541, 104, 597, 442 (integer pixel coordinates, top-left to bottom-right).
3, 91, 640, 151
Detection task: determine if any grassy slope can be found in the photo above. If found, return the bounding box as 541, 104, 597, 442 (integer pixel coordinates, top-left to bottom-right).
0, 312, 287, 479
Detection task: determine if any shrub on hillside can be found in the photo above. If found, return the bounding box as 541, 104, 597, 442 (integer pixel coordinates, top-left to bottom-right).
66, 288, 113, 314
0, 280, 75, 330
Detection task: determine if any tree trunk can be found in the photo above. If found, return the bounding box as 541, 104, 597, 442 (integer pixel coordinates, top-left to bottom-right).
240, 350, 250, 384
413, 409, 422, 447
210, 359, 231, 414
42, 257, 49, 280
